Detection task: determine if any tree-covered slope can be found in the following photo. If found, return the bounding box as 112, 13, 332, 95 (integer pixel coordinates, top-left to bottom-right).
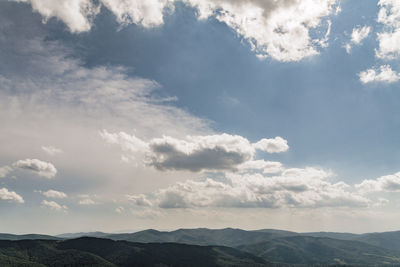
0, 237, 273, 267
0, 239, 115, 267
237, 235, 400, 265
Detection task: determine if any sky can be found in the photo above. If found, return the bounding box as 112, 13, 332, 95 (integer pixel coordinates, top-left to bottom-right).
1, 0, 400, 235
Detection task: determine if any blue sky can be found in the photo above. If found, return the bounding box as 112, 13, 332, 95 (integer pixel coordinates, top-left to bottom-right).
1, 0, 400, 234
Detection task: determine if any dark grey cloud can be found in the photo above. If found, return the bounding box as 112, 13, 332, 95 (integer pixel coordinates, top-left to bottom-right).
150, 145, 250, 172
101, 131, 289, 173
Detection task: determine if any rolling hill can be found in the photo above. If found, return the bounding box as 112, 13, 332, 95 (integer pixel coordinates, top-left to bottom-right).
237, 235, 400, 265
355, 231, 400, 252
0, 237, 273, 267
102, 228, 296, 247
3, 228, 400, 265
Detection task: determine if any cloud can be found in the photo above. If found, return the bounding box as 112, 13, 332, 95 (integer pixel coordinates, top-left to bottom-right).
0, 188, 24, 203
130, 208, 163, 219
376, 0, 400, 59
358, 2, 400, 84
12, 0, 100, 33
185, 0, 338, 61
41, 200, 68, 211
356, 172, 400, 193
79, 198, 96, 205
12, 0, 338, 62
13, 159, 57, 178
11, 0, 171, 31
42, 190, 68, 199
239, 160, 283, 174
357, 2, 400, 84
115, 206, 125, 213
101, 131, 289, 172
351, 26, 371, 44
0, 166, 12, 178
359, 65, 400, 84
345, 25, 371, 53
41, 146, 63, 156
99, 130, 149, 154
126, 194, 153, 207
253, 136, 289, 153
0, 28, 209, 196
0, 38, 208, 139
148, 134, 255, 172
100, 0, 173, 28
134, 167, 369, 209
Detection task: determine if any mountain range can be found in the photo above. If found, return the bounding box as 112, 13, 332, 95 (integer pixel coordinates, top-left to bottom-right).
1, 228, 400, 266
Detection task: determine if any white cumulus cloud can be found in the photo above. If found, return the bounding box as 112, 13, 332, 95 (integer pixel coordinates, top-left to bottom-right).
100, 0, 173, 28
12, 0, 338, 62
154, 167, 369, 209
12, 0, 100, 33
184, 0, 338, 62
356, 172, 400, 193
41, 200, 68, 211
253, 136, 289, 153
0, 188, 24, 203
13, 159, 57, 178
351, 26, 371, 44
359, 65, 400, 84
376, 0, 400, 59
79, 198, 96, 205
345, 25, 371, 53
42, 190, 68, 199
358, 1, 400, 84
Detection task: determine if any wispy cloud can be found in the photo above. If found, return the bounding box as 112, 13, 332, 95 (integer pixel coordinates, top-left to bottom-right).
42, 146, 63, 156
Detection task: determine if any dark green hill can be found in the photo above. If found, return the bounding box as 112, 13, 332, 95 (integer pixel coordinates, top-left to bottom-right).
238, 235, 400, 265
0, 239, 115, 266
0, 237, 272, 267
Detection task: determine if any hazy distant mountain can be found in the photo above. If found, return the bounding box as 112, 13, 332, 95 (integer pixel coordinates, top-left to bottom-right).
0, 233, 61, 241
301, 230, 400, 252
2, 228, 400, 265
0, 237, 273, 267
238, 235, 400, 265
300, 232, 360, 240
356, 231, 400, 252
52, 229, 400, 254
103, 228, 297, 247
56, 231, 109, 239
